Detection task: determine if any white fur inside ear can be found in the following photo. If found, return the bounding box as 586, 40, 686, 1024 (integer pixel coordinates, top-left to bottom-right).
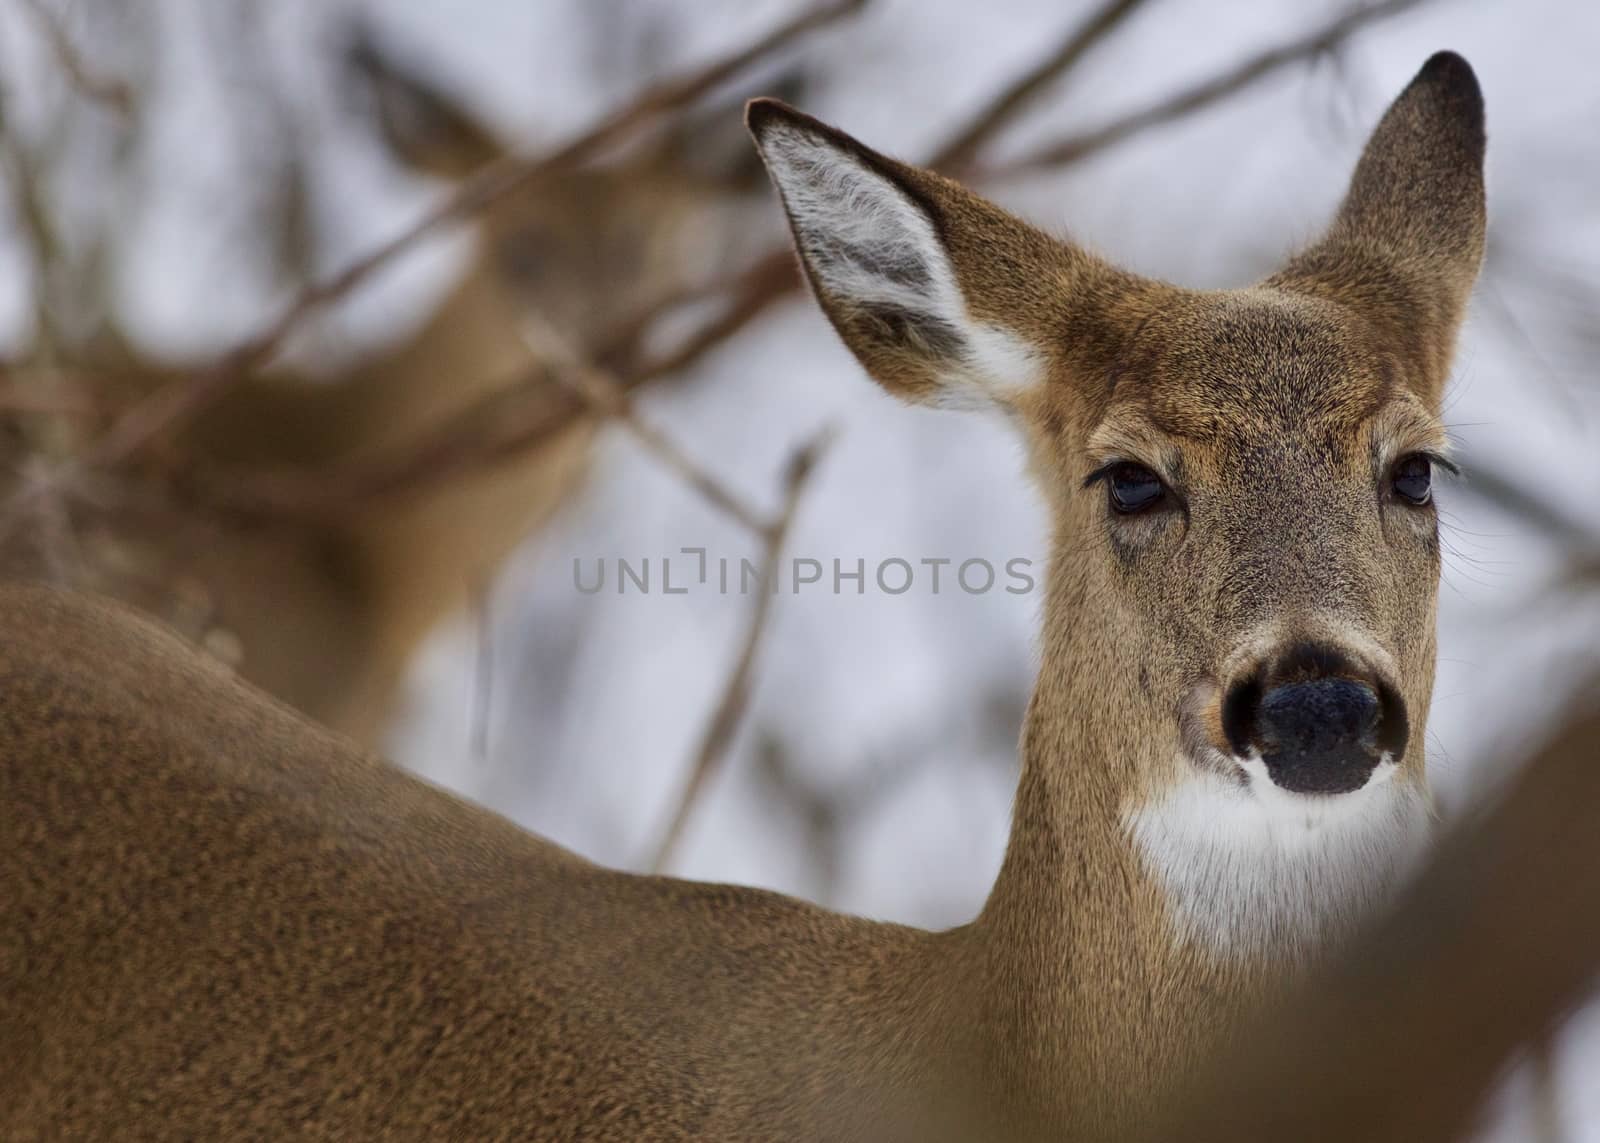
755, 121, 1041, 405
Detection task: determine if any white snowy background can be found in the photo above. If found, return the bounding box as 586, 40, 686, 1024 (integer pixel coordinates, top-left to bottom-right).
2, 0, 1596, 1136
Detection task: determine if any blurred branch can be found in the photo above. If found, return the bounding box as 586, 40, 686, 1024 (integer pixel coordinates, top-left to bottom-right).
753, 731, 946, 903
929, 0, 1150, 174
533, 318, 769, 535
62, 0, 870, 477
992, 0, 1430, 177
753, 735, 848, 899
1136, 682, 1600, 1143
514, 310, 839, 878
17, 0, 134, 118
1460, 462, 1600, 560
161, 0, 1448, 527
647, 429, 831, 874
604, 250, 801, 384
0, 95, 68, 355
524, 313, 835, 875
197, 253, 804, 522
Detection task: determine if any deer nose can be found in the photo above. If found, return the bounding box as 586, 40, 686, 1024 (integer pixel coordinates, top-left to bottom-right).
1221, 650, 1408, 796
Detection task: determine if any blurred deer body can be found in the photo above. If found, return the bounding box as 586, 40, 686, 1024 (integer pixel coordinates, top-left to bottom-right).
0, 55, 1484, 1141
174, 260, 594, 745
5, 39, 771, 745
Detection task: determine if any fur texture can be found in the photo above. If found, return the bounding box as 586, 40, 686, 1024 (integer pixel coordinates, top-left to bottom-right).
753, 112, 1044, 405
1, 53, 1487, 1142
1127, 754, 1432, 956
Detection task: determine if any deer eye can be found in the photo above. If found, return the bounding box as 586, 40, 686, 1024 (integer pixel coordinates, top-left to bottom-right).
1106, 462, 1166, 514
1390, 454, 1433, 506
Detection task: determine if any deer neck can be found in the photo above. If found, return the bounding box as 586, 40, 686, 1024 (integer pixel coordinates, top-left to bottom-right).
957, 534, 1432, 1128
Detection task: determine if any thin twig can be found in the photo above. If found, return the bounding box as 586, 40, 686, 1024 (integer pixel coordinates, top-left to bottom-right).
0, 96, 71, 357
525, 317, 771, 536
991, 0, 1428, 177
17, 0, 134, 118
604, 250, 800, 384
72, 0, 869, 475
648, 428, 833, 875
929, 0, 1151, 174
200, 255, 802, 523
528, 311, 833, 873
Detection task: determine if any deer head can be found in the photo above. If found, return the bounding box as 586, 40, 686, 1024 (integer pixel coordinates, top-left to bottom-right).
349, 30, 780, 346
751, 53, 1485, 958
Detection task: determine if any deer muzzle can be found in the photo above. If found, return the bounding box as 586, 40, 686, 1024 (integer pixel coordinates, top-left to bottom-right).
1220, 644, 1409, 796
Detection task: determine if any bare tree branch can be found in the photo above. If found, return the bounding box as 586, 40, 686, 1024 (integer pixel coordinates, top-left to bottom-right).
606, 250, 801, 385
17, 0, 134, 118
69, 0, 870, 475
595, 0, 1159, 408
929, 0, 1151, 174
194, 252, 804, 523
542, 352, 770, 537
647, 428, 831, 874
992, 0, 1430, 178
514, 313, 837, 875
0, 97, 70, 356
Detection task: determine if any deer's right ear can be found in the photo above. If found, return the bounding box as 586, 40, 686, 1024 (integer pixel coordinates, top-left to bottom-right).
747, 99, 1053, 409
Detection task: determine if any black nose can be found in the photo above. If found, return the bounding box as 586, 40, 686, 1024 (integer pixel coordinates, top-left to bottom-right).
1222, 650, 1408, 796
1256, 679, 1381, 794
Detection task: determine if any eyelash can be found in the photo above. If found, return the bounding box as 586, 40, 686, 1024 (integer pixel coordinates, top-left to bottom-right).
1081, 460, 1147, 490
1406, 450, 1460, 477
1082, 454, 1458, 485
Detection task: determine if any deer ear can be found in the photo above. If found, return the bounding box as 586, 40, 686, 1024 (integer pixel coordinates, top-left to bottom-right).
747, 99, 1056, 409
1271, 52, 1486, 404
346, 31, 502, 180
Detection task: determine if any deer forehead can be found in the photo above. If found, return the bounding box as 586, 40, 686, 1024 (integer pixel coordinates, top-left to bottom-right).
1033, 291, 1445, 474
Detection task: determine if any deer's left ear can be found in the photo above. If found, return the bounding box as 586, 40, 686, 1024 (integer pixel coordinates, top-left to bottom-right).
1272, 52, 1486, 407
346, 28, 502, 180
748, 99, 1075, 410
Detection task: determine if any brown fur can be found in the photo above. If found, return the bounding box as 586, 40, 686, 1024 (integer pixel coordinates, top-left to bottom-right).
3, 41, 767, 746
0, 54, 1485, 1139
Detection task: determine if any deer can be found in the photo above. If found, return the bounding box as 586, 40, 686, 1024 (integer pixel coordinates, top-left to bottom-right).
2, 33, 777, 746
0, 52, 1485, 1141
